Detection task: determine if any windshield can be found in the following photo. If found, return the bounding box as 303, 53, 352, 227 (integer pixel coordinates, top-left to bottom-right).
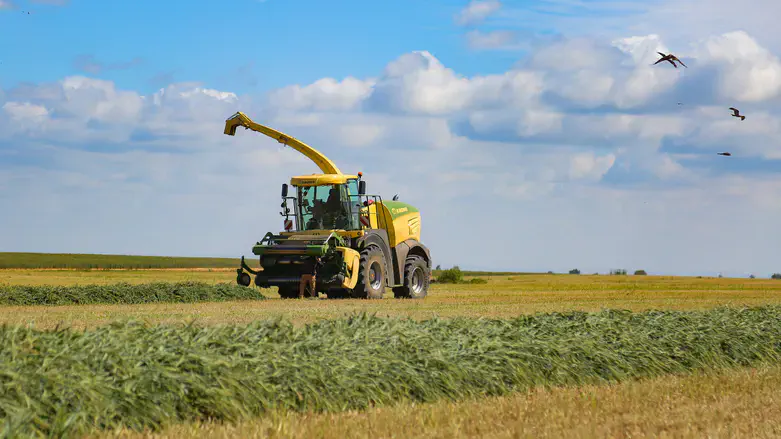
297, 184, 358, 230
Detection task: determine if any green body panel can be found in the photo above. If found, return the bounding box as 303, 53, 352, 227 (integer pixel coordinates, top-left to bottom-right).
252, 244, 328, 257
379, 200, 420, 221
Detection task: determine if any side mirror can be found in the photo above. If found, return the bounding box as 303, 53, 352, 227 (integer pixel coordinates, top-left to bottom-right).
358, 180, 366, 195
281, 183, 288, 198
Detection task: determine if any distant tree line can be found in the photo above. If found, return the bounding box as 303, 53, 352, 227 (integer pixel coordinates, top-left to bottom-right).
435, 263, 781, 279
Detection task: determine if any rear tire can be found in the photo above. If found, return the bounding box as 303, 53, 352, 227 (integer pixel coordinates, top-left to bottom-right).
352, 245, 386, 299
393, 255, 430, 299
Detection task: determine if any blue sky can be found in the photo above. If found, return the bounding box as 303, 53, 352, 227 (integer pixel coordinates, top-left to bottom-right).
0, 0, 535, 95
2, 0, 781, 276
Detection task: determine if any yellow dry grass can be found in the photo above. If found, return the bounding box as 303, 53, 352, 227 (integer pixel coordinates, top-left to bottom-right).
1, 269, 780, 330
98, 364, 781, 439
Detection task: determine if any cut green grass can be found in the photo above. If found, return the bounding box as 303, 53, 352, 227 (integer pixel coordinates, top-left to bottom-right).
108, 364, 781, 439
2, 306, 781, 437
2, 270, 781, 330
0, 252, 241, 270
0, 281, 267, 306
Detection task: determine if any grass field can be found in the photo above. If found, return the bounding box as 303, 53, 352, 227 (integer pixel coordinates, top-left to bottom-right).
0, 252, 242, 270
105, 364, 781, 439
1, 269, 780, 330
5, 306, 781, 437
2, 265, 781, 437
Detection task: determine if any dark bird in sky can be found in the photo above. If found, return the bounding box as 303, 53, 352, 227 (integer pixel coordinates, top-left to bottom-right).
729, 107, 746, 120
717, 152, 732, 156
392, 194, 399, 201
654, 52, 687, 68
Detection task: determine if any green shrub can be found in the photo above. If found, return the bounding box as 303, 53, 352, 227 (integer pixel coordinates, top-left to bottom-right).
2, 306, 781, 437
467, 277, 488, 284
437, 266, 464, 284
634, 270, 648, 275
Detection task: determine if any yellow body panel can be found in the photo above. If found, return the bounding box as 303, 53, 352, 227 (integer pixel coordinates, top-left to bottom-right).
384, 212, 421, 247
362, 203, 422, 248
290, 174, 358, 186
336, 247, 361, 289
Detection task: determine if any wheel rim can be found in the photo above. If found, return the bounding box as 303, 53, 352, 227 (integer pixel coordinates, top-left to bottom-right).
369, 261, 382, 290
411, 267, 425, 294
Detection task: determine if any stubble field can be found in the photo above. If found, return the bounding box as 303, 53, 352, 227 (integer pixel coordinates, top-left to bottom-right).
2, 263, 781, 438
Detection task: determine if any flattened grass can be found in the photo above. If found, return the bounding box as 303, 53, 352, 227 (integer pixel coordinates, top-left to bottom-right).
0, 282, 266, 306
2, 306, 781, 437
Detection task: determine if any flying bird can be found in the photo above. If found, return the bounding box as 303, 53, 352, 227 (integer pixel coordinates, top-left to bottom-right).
654, 52, 687, 68
717, 152, 732, 156
392, 194, 399, 201
729, 107, 746, 120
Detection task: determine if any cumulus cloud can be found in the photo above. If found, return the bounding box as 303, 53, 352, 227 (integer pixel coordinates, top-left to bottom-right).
626, 0, 781, 54
3, 28, 781, 275
268, 77, 375, 111
693, 31, 781, 102
455, 0, 501, 26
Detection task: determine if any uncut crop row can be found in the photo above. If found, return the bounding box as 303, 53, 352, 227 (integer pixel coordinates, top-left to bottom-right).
0, 252, 240, 269
2, 306, 781, 437
0, 281, 266, 306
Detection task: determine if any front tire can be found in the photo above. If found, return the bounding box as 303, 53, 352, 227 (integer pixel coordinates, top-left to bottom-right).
352, 245, 386, 299
393, 255, 430, 299
237, 272, 251, 287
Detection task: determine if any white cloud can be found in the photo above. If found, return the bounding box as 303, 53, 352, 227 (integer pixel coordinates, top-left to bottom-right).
455, 0, 502, 26
268, 77, 375, 111
693, 31, 781, 102
360, 51, 547, 115
465, 30, 519, 50
3, 102, 49, 119
4, 28, 781, 276
626, 0, 781, 55
569, 152, 616, 181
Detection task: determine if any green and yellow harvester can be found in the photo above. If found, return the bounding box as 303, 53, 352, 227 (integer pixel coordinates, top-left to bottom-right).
225, 112, 432, 299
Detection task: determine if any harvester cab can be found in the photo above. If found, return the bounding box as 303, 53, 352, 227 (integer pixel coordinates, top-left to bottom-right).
224, 111, 432, 300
